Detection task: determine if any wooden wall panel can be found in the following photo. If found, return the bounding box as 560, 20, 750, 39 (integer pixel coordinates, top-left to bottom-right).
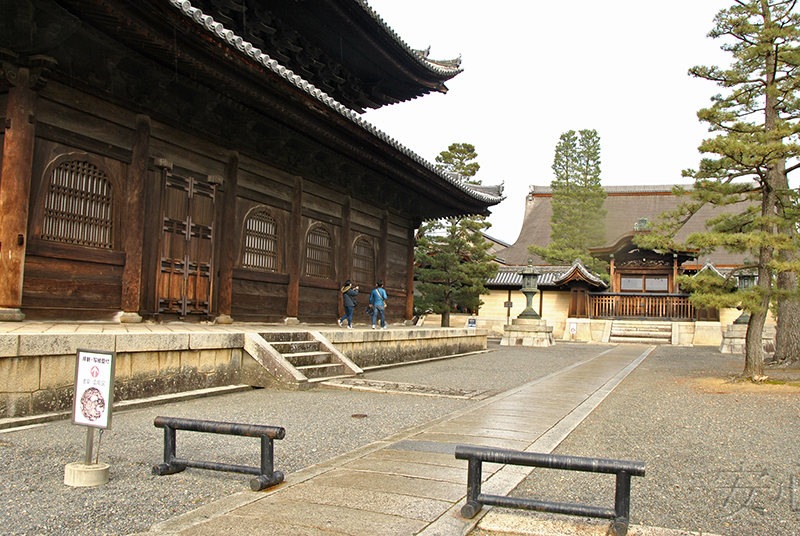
22, 254, 123, 313
37, 89, 135, 151
386, 239, 409, 293
297, 284, 339, 323
230, 278, 288, 322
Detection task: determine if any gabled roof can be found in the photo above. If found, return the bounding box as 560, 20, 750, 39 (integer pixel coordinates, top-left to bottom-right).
162, 0, 502, 213
553, 259, 608, 289
37, 0, 502, 219
172, 0, 463, 111
487, 263, 606, 289
497, 184, 752, 267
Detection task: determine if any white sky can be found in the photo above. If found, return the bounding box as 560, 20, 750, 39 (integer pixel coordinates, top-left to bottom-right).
363, 1, 736, 244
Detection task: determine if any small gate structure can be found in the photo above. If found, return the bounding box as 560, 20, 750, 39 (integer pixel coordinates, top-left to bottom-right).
456, 445, 645, 536
152, 416, 285, 491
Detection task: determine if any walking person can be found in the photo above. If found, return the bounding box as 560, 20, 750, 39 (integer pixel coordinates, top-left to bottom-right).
338, 280, 358, 329
369, 280, 388, 329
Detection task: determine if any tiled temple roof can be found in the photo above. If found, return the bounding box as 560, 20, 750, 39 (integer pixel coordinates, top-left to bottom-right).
498, 184, 751, 267
168, 0, 503, 207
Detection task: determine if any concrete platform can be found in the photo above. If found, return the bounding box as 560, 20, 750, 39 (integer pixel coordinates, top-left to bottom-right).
127, 345, 660, 536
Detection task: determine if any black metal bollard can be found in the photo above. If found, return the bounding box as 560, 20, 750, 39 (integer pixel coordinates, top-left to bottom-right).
455, 445, 645, 536
152, 416, 286, 490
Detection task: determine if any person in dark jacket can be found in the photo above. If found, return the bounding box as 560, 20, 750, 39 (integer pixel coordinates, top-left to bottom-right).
338, 280, 359, 328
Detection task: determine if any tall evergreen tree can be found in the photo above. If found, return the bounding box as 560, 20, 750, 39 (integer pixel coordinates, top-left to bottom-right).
435, 143, 480, 183
415, 143, 498, 327
638, 0, 800, 378
529, 129, 607, 272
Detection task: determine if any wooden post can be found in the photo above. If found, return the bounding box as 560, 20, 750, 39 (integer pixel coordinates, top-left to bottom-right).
609, 255, 616, 293
0, 64, 39, 321
406, 225, 416, 321
379, 210, 388, 285
286, 177, 303, 322
120, 115, 151, 322
216, 151, 239, 324
338, 196, 351, 318
671, 254, 678, 294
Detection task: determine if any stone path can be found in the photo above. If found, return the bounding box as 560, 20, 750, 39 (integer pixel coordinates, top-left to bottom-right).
130, 345, 654, 536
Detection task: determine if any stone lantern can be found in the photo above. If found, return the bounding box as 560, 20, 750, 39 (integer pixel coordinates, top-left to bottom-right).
518, 262, 541, 319
500, 260, 554, 347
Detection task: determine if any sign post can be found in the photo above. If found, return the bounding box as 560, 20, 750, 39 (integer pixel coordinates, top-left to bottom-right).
65, 349, 116, 487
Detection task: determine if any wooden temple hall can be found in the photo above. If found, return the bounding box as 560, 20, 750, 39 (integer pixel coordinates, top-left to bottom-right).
0, 0, 504, 324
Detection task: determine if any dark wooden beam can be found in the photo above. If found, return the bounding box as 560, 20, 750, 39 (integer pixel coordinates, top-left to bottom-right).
120, 114, 151, 321
216, 151, 240, 322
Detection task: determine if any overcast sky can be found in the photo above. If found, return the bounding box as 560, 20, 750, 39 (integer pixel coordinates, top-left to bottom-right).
362, 1, 737, 244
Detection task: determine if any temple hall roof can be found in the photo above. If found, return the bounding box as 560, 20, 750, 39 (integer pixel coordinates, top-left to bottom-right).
496, 184, 752, 268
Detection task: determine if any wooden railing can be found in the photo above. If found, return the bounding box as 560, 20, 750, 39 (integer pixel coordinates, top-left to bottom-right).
589, 293, 695, 320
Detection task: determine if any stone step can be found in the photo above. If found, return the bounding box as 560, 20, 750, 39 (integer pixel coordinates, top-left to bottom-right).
296, 362, 345, 379
261, 332, 312, 343
270, 341, 320, 354
610, 336, 671, 345
611, 323, 671, 331
610, 330, 672, 339
284, 350, 334, 367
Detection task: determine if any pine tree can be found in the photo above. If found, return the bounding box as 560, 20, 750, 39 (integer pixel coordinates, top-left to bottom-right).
435, 143, 480, 183
415, 143, 498, 327
638, 0, 800, 378
529, 129, 607, 272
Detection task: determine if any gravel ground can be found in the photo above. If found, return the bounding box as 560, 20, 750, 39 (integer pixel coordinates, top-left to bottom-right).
0, 341, 612, 536
471, 346, 800, 536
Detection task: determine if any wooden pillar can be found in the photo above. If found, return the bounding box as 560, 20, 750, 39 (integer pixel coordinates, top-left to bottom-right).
338, 196, 351, 318
609, 255, 616, 293
0, 62, 42, 321
671, 254, 678, 294
379, 210, 388, 285
405, 225, 416, 321
216, 151, 239, 324
286, 177, 303, 322
120, 115, 151, 322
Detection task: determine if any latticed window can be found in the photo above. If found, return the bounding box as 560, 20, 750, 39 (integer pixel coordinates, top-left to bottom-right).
241, 210, 278, 272
305, 226, 333, 279
41, 160, 113, 248
352, 237, 374, 287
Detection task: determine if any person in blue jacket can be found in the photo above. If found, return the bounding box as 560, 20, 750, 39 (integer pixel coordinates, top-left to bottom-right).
338, 280, 359, 328
369, 280, 388, 329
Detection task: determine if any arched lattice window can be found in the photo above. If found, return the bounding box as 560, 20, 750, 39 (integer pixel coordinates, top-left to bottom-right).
41, 160, 113, 249
305, 226, 333, 279
241, 210, 278, 272
352, 237, 374, 287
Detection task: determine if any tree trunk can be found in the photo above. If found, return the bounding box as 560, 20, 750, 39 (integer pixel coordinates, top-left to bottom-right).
744, 309, 767, 378
775, 267, 800, 365
441, 308, 450, 327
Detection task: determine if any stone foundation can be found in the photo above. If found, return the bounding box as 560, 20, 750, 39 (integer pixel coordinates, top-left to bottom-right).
720, 324, 776, 354
1, 328, 487, 420
500, 319, 555, 347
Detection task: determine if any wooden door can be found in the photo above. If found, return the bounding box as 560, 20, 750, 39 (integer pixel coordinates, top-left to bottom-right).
568, 286, 589, 318
157, 172, 216, 316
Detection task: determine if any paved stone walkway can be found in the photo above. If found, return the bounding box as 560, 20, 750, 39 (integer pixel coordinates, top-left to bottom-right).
129, 345, 654, 536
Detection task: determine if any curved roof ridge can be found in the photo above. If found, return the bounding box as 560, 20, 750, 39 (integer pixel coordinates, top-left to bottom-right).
357, 1, 463, 77
167, 0, 502, 206
553, 258, 607, 288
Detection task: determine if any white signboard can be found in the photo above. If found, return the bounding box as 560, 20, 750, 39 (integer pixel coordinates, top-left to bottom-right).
72, 349, 116, 429
569, 323, 578, 335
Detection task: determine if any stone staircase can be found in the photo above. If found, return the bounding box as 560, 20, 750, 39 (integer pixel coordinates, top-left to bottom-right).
609, 321, 673, 345
260, 332, 359, 383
